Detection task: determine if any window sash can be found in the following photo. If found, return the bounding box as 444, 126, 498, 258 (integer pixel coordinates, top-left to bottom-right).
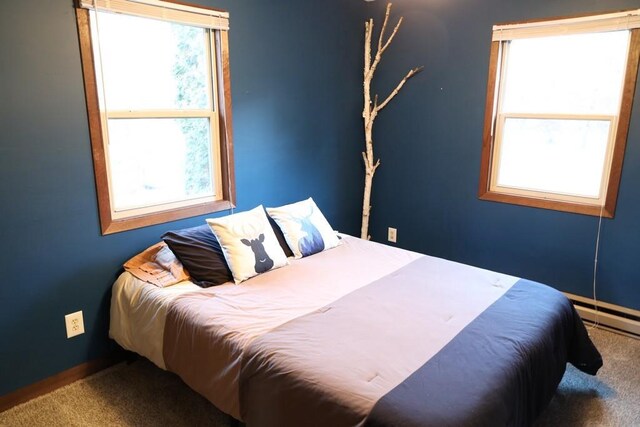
104, 114, 222, 216
89, 10, 219, 113
100, 110, 223, 216
496, 33, 630, 117
490, 113, 617, 205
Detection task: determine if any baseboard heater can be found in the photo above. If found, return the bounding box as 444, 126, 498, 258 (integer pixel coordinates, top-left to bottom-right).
564, 292, 640, 339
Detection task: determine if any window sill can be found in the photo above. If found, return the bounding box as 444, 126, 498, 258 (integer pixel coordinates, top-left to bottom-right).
478, 190, 614, 218
100, 199, 235, 235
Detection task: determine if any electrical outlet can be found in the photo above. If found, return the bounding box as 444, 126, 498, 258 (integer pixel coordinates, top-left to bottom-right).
388, 227, 397, 243
65, 311, 85, 339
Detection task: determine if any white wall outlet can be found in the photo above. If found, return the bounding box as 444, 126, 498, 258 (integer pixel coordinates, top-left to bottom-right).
388, 227, 397, 243
65, 311, 85, 339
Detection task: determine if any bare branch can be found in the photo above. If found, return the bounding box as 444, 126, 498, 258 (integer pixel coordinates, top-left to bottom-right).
377, 3, 391, 55
364, 19, 373, 75
366, 17, 402, 82
376, 66, 423, 112
365, 4, 403, 82
363, 20, 373, 120
380, 16, 402, 57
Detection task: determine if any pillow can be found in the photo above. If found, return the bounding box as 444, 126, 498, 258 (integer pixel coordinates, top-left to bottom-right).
123, 242, 190, 287
162, 224, 232, 287
267, 209, 294, 258
206, 205, 288, 284
266, 197, 340, 258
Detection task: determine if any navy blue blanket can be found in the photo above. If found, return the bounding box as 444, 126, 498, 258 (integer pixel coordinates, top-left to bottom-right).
364, 279, 602, 427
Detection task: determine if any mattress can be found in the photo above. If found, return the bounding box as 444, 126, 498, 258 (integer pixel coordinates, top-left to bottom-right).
110, 234, 601, 425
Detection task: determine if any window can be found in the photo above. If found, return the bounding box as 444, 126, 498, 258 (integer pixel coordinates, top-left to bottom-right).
76, 0, 235, 234
479, 10, 640, 217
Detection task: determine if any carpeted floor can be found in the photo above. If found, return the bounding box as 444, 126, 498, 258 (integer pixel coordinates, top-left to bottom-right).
534, 326, 640, 426
1, 327, 638, 426
0, 359, 232, 427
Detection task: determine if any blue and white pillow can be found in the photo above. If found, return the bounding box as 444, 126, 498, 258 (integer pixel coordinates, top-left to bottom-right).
206, 205, 288, 284
266, 198, 340, 259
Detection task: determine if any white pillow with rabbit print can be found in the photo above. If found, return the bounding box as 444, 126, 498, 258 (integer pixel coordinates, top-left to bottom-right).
267, 198, 340, 259
206, 205, 288, 284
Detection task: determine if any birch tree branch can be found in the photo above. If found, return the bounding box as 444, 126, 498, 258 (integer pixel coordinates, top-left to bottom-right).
364, 20, 372, 75
363, 20, 375, 120
379, 17, 402, 57
376, 66, 424, 113
377, 3, 391, 54
365, 3, 403, 81
360, 2, 421, 240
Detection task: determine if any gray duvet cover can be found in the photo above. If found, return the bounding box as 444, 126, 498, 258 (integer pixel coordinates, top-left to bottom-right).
162, 238, 601, 426
238, 258, 601, 426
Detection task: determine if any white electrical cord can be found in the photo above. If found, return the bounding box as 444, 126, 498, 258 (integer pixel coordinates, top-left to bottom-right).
589, 204, 604, 330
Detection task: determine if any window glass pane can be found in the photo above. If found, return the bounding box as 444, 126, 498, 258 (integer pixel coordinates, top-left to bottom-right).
496, 118, 610, 198
92, 11, 210, 110
108, 118, 213, 211
502, 31, 629, 115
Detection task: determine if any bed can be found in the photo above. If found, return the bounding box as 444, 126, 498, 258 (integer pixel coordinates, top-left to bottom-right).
110, 233, 602, 426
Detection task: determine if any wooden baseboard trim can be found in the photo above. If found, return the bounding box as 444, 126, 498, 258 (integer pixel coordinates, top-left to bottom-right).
0, 356, 119, 413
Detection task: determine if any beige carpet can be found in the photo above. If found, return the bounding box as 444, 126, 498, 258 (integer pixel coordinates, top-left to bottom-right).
535, 326, 640, 426
0, 359, 232, 427
1, 327, 638, 426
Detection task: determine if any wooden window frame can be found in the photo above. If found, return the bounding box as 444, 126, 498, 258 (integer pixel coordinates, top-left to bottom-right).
479, 13, 640, 218
75, 1, 235, 235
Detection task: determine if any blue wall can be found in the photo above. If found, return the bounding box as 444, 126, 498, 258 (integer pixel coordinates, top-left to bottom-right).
365, 0, 640, 310
0, 0, 364, 396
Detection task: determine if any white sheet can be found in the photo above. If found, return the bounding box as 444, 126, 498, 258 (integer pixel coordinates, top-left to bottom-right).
109, 272, 207, 368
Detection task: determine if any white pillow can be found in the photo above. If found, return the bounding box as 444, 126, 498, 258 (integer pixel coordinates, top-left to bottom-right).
206, 205, 288, 284
266, 198, 340, 259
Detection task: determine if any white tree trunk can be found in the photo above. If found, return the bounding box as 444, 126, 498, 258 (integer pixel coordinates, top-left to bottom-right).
360, 3, 422, 240
361, 170, 374, 240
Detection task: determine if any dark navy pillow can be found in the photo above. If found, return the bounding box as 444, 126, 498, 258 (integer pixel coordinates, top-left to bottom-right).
268, 214, 294, 258
162, 220, 293, 288
162, 225, 232, 288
